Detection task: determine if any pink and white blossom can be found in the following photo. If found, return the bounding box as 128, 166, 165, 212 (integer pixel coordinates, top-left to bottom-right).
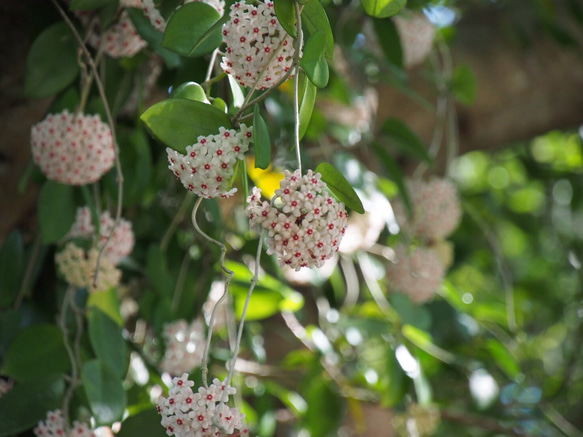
34, 410, 95, 437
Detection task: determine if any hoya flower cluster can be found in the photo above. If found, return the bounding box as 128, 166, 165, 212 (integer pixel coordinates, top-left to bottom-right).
392, 178, 462, 240
221, 1, 296, 89
167, 125, 252, 198
160, 319, 206, 376
157, 373, 249, 437
30, 110, 115, 185
394, 12, 436, 68
247, 169, 348, 270
55, 243, 121, 293
141, 0, 225, 32
67, 206, 135, 265
386, 245, 445, 303
34, 410, 95, 437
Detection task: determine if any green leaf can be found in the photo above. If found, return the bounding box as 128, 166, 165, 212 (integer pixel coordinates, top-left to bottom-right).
0, 376, 65, 436
389, 293, 432, 331
298, 72, 317, 140
485, 339, 520, 379
116, 409, 169, 437
381, 118, 432, 163
87, 287, 124, 326
450, 64, 477, 106
304, 379, 342, 436
361, 0, 406, 18
299, 30, 329, 88
315, 162, 365, 214
162, 2, 223, 57
253, 105, 271, 170
141, 99, 232, 153
170, 81, 208, 102
88, 308, 128, 379
274, 0, 297, 38
24, 22, 80, 98
146, 244, 173, 297
2, 324, 70, 382
82, 359, 127, 425
0, 231, 24, 307
380, 348, 407, 407
372, 141, 412, 214
38, 181, 77, 244
302, 0, 334, 59
372, 17, 403, 68
69, 0, 117, 9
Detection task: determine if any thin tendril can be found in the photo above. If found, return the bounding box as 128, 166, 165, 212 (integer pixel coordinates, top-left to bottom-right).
191, 197, 234, 388
293, 1, 304, 173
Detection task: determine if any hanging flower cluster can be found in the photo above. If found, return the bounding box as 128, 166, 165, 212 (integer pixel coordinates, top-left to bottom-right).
141, 0, 225, 32
167, 125, 252, 198
391, 403, 441, 437
392, 178, 462, 240
386, 245, 445, 303
247, 169, 348, 270
157, 373, 249, 437
55, 243, 121, 293
394, 12, 436, 69
221, 1, 296, 89
67, 206, 135, 265
30, 110, 114, 185
160, 319, 206, 376
34, 410, 95, 437
92, 10, 147, 58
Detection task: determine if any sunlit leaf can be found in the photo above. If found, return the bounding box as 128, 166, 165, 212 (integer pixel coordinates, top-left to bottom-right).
298, 73, 317, 140
316, 162, 365, 213
253, 105, 271, 170
141, 99, 232, 153
302, 0, 334, 59
299, 30, 329, 88
162, 2, 223, 57
169, 81, 208, 102
88, 308, 128, 379
274, 0, 297, 38
24, 22, 80, 98
87, 287, 123, 326
82, 359, 127, 425
38, 181, 77, 244
361, 0, 406, 18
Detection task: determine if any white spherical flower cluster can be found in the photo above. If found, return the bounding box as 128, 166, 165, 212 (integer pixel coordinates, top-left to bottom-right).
167, 125, 252, 199
394, 12, 435, 69
55, 243, 121, 293
221, 1, 296, 89
160, 319, 205, 376
141, 0, 225, 32
30, 110, 114, 185
157, 373, 249, 437
386, 245, 445, 303
392, 178, 462, 240
0, 378, 13, 398
34, 410, 95, 437
247, 169, 348, 270
94, 10, 147, 58
67, 206, 135, 265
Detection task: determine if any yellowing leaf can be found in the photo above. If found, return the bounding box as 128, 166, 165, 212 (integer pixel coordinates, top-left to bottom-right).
246, 156, 285, 200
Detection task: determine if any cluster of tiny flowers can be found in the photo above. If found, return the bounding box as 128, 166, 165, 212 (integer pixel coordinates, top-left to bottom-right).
246, 169, 348, 271
160, 319, 205, 376
392, 403, 441, 437
394, 12, 436, 68
0, 378, 13, 398
392, 178, 462, 240
67, 206, 135, 265
30, 110, 114, 185
221, 1, 296, 89
34, 410, 95, 437
386, 245, 445, 303
141, 0, 225, 32
157, 373, 249, 437
93, 10, 147, 58
55, 243, 121, 293
167, 125, 252, 199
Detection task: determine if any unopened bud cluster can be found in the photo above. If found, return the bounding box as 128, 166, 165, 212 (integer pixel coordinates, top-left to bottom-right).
247, 169, 348, 270
157, 373, 249, 437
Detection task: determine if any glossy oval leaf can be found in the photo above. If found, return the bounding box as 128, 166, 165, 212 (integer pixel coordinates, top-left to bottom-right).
170, 81, 209, 103
2, 324, 70, 382
298, 73, 317, 140
24, 22, 80, 98
116, 409, 168, 437
140, 99, 232, 153
299, 30, 329, 88
381, 118, 432, 164
0, 231, 24, 307
38, 181, 77, 244
82, 359, 127, 425
361, 0, 406, 18
373, 17, 403, 68
162, 2, 223, 57
88, 308, 128, 379
274, 0, 297, 38
302, 0, 334, 59
253, 105, 271, 170
315, 162, 365, 213
87, 287, 124, 326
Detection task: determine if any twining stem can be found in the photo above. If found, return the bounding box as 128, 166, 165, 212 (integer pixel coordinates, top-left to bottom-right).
191, 197, 234, 388
293, 1, 304, 174
59, 286, 80, 434
50, 0, 125, 289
